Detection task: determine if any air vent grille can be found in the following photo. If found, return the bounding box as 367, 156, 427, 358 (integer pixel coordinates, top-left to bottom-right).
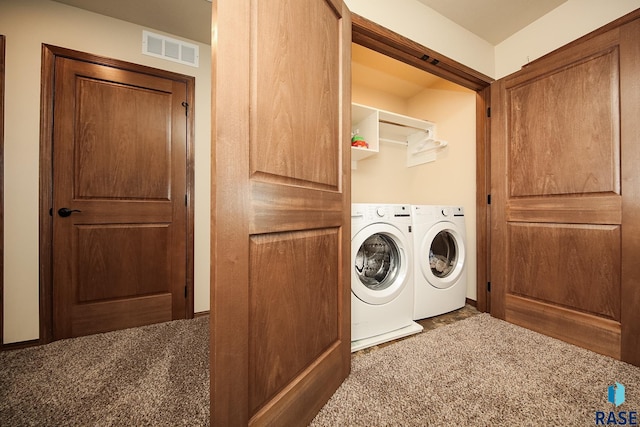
142, 30, 199, 67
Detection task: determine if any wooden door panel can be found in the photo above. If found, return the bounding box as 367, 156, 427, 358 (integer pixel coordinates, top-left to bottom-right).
71, 295, 172, 338
76, 78, 172, 200
51, 53, 188, 339
212, 0, 351, 424
250, 181, 343, 234
504, 295, 621, 358
508, 48, 620, 197
249, 229, 339, 414
252, 0, 340, 189
507, 194, 621, 224
507, 223, 620, 319
76, 225, 171, 301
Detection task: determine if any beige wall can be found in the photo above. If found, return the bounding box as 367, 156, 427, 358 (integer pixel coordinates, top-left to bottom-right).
495, 0, 640, 78
351, 83, 412, 204
1, 0, 211, 343
352, 83, 477, 300
346, 0, 640, 80
345, 0, 495, 78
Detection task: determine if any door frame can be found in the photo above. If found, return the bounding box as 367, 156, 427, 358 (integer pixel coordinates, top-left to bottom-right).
0, 35, 5, 347
351, 14, 493, 312
38, 44, 196, 344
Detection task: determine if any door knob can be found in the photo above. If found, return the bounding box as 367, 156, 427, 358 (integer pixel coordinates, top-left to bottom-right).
58, 208, 82, 217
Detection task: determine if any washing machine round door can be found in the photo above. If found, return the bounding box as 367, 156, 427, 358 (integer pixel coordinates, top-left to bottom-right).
352, 223, 411, 305
420, 221, 466, 289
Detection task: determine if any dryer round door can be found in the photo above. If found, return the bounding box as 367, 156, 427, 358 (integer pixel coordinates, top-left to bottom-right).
419, 221, 465, 289
352, 223, 411, 305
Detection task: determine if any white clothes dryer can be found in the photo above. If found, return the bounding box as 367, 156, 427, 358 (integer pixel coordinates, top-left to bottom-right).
351, 203, 423, 352
411, 205, 467, 320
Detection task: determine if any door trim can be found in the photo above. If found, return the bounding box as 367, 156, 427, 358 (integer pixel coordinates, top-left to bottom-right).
351, 14, 492, 92
476, 87, 491, 312
39, 44, 196, 344
351, 14, 493, 312
0, 35, 5, 347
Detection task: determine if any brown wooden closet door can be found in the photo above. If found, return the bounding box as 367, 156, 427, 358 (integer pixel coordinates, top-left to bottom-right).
211, 0, 352, 425
52, 55, 188, 339
491, 17, 640, 365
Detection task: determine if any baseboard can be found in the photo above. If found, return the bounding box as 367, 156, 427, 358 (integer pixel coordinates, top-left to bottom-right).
194, 310, 210, 318
465, 298, 477, 308
1, 338, 41, 352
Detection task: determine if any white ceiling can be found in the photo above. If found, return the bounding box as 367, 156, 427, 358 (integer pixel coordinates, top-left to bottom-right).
416, 0, 568, 44
54, 0, 569, 46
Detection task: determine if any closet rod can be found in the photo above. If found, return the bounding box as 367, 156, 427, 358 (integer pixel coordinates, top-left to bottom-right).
379, 119, 429, 133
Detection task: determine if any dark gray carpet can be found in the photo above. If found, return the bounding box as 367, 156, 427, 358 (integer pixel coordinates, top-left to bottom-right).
2, 313, 639, 426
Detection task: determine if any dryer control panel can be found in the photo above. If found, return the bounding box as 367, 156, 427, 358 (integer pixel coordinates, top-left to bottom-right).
440, 206, 464, 218
353, 204, 412, 221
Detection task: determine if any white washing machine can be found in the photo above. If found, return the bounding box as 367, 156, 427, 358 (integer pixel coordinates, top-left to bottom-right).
351, 203, 423, 352
411, 205, 467, 320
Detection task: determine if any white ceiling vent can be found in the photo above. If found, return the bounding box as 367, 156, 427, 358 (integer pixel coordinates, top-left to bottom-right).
142, 30, 199, 68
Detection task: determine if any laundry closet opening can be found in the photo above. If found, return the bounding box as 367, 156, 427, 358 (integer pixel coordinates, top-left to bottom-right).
350, 43, 478, 304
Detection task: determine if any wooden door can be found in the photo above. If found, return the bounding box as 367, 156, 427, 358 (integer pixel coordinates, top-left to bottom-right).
47, 47, 192, 339
490, 16, 640, 365
211, 0, 351, 425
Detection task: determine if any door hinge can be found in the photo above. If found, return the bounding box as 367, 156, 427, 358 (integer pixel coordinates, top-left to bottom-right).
185, 194, 188, 206
181, 101, 189, 116
487, 107, 491, 118
487, 194, 491, 205
487, 282, 491, 292
184, 285, 188, 298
